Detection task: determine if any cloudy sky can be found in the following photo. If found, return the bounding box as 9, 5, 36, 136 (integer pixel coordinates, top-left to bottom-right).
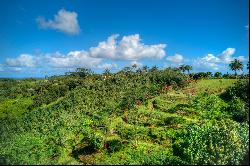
0, 0, 249, 78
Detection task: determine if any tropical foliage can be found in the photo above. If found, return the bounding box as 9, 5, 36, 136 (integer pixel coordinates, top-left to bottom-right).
229, 59, 244, 76
0, 66, 249, 165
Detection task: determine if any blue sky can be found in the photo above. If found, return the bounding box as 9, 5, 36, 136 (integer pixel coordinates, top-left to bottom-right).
0, 0, 249, 78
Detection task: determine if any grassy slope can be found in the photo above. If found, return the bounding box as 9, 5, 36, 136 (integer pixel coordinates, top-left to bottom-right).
184, 79, 237, 95
0, 78, 243, 165
74, 79, 238, 164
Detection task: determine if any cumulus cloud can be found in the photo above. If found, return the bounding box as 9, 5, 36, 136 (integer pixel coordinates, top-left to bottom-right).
6, 54, 36, 67
89, 34, 166, 60
218, 48, 236, 63
46, 51, 102, 68
3, 34, 167, 72
166, 53, 184, 63
36, 9, 80, 35
193, 58, 220, 70
201, 54, 220, 63
194, 48, 246, 70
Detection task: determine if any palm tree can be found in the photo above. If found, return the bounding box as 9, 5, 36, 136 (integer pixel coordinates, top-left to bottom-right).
179, 64, 186, 73
229, 59, 244, 76
179, 64, 192, 74
185, 65, 193, 74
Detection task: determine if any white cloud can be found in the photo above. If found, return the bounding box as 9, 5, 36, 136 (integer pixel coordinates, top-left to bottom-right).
193, 58, 220, 70
166, 53, 184, 63
0, 34, 163, 75
36, 9, 80, 35
46, 51, 102, 68
193, 54, 220, 70
3, 34, 166, 71
11, 67, 22, 72
97, 63, 118, 70
193, 48, 246, 71
201, 54, 221, 63
218, 48, 236, 63
89, 34, 166, 60
0, 66, 22, 72
6, 54, 36, 67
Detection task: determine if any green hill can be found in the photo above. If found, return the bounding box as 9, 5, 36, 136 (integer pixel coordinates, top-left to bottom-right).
0, 68, 249, 165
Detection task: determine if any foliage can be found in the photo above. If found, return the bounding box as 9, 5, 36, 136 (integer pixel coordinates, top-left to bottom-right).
178, 64, 192, 74
192, 93, 229, 120
0, 67, 249, 165
229, 59, 244, 76
173, 120, 249, 165
220, 79, 249, 104
214, 72, 222, 78
226, 97, 249, 123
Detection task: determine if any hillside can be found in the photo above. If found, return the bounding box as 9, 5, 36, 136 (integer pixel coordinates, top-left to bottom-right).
0, 68, 249, 165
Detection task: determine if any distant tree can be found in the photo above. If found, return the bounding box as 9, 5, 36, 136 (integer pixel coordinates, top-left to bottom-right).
67, 68, 93, 78
149, 65, 158, 72
131, 64, 138, 69
179, 64, 186, 73
206, 72, 213, 78
136, 67, 142, 74
229, 59, 244, 76
121, 66, 133, 75
131, 64, 138, 73
179, 64, 192, 74
142, 65, 149, 72
247, 61, 249, 70
185, 65, 193, 74
103, 68, 111, 76
172, 67, 181, 72
223, 72, 230, 79
214, 72, 222, 78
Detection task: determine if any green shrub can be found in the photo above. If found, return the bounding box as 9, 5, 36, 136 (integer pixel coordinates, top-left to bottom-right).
173, 120, 249, 165
220, 80, 249, 104
227, 97, 249, 123
192, 93, 229, 120
105, 136, 124, 153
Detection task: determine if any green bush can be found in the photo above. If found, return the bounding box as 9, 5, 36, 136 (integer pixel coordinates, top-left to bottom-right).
227, 97, 249, 123
192, 93, 229, 120
220, 80, 249, 103
105, 136, 124, 153
173, 120, 249, 165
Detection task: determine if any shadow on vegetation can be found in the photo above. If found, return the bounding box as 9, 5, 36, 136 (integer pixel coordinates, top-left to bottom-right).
71, 145, 96, 161
241, 152, 249, 165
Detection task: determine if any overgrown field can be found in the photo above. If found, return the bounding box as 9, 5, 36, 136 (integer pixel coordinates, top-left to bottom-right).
0, 68, 249, 165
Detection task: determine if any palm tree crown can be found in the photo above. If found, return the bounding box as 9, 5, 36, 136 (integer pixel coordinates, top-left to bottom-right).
185, 65, 193, 74
229, 59, 244, 76
179, 64, 192, 74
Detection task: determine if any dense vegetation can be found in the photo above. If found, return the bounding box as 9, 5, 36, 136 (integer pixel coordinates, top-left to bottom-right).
0, 66, 249, 165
